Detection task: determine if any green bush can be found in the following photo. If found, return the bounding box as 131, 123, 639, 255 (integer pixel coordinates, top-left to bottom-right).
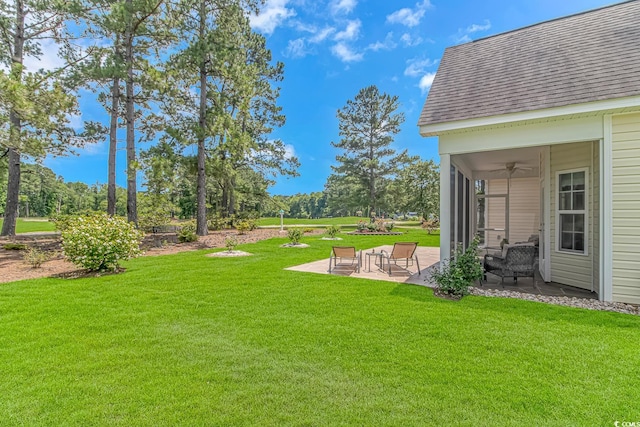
303, 227, 314, 234
61, 214, 144, 271
225, 237, 238, 252
138, 209, 170, 233
49, 214, 75, 232
421, 218, 440, 235
287, 228, 303, 245
208, 215, 233, 231
236, 221, 251, 235
3, 243, 27, 250
178, 221, 198, 243
23, 247, 50, 268
326, 225, 341, 238
431, 237, 483, 297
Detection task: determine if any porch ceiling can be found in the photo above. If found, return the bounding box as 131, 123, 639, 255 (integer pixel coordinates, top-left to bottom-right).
455, 146, 542, 180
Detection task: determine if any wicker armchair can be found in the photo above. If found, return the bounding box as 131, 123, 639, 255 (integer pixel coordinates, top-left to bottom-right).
484, 245, 537, 283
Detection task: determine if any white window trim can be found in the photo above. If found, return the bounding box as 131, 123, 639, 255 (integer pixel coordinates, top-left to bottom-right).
555, 167, 589, 256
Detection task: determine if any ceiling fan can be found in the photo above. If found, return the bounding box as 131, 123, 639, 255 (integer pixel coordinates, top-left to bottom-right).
489, 162, 534, 177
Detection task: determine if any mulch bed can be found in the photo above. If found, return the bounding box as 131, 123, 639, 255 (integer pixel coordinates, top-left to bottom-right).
346, 231, 403, 235
0, 228, 322, 284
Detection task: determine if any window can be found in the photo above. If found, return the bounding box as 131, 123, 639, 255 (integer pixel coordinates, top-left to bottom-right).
557, 169, 587, 254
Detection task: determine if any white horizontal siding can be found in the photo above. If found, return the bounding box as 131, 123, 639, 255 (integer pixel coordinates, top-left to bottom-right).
611, 113, 640, 304
550, 142, 597, 290
485, 178, 539, 245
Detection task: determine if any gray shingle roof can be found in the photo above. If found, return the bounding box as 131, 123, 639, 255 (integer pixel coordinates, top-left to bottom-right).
418, 0, 640, 127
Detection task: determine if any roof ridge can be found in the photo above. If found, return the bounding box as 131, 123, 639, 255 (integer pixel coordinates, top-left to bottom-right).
459, 0, 637, 46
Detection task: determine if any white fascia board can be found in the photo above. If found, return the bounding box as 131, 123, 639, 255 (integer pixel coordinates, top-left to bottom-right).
419, 95, 640, 137
438, 116, 603, 156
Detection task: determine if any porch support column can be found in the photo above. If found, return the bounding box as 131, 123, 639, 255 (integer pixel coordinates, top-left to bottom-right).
601, 116, 613, 302
440, 153, 451, 262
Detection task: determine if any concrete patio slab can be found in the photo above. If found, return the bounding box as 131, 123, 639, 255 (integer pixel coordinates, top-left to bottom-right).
285, 245, 440, 286
286, 245, 597, 300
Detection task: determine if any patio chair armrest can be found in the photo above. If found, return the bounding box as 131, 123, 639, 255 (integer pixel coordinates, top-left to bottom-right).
484, 254, 504, 262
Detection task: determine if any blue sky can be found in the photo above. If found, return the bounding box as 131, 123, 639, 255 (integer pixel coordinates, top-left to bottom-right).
43, 0, 615, 195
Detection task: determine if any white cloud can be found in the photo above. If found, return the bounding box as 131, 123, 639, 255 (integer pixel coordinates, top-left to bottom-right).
330, 0, 357, 15
404, 57, 437, 77
454, 19, 491, 43
310, 26, 336, 43
293, 20, 317, 33
386, 0, 432, 28
250, 0, 296, 35
419, 72, 436, 94
400, 33, 423, 47
367, 32, 397, 51
331, 42, 363, 62
285, 38, 308, 58
334, 19, 361, 41
284, 144, 296, 159
466, 20, 491, 33
67, 113, 83, 130
77, 140, 107, 156
22, 39, 66, 72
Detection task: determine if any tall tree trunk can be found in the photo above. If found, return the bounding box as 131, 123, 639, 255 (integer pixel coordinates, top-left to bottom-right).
107, 47, 121, 215
124, 4, 137, 225
1, 0, 25, 237
195, 0, 208, 236
369, 137, 375, 215
221, 181, 229, 217
228, 176, 236, 216
2, 149, 20, 236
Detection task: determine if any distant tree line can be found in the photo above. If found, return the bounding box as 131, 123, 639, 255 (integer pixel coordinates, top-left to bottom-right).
266, 156, 439, 220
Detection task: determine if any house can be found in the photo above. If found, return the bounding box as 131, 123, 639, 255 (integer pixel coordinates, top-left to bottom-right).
418, 0, 640, 304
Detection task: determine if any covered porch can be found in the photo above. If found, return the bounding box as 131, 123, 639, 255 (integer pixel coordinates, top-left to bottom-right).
440, 141, 601, 299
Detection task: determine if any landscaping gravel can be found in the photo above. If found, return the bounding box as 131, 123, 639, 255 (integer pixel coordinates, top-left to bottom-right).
469, 287, 640, 316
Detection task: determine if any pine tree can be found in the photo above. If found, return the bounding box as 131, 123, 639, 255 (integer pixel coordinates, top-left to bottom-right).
331, 85, 411, 215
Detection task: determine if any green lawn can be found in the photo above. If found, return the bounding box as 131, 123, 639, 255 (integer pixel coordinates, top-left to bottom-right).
0, 218, 56, 233
257, 216, 365, 226
1, 229, 638, 425
258, 216, 421, 227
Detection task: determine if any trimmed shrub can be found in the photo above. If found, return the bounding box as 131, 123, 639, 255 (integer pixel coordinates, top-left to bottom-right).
225, 237, 238, 252
326, 225, 341, 238
236, 221, 251, 235
178, 221, 198, 243
431, 237, 483, 297
23, 247, 49, 268
303, 228, 314, 234
61, 214, 143, 271
421, 218, 440, 235
287, 228, 303, 245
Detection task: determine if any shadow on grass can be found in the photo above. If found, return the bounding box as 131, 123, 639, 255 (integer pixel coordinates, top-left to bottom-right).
390, 282, 640, 328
